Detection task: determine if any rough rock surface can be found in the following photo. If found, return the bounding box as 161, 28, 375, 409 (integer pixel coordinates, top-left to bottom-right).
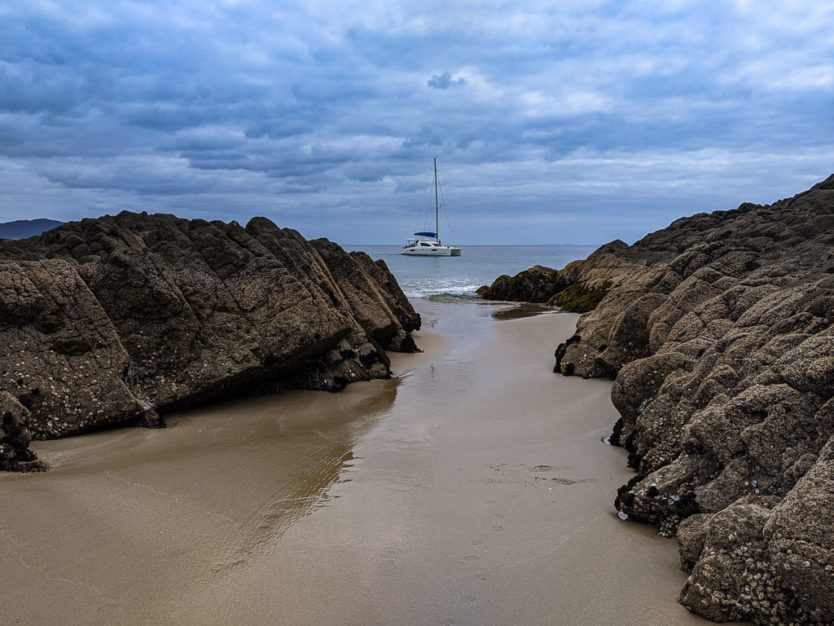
0, 212, 419, 468
548, 175, 834, 623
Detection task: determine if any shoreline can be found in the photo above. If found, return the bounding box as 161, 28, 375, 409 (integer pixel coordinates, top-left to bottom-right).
0, 300, 702, 625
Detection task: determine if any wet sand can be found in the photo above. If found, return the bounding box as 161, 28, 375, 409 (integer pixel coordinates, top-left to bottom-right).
0, 301, 703, 625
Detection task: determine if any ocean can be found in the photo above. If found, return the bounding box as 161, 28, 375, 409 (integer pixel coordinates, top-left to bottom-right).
345, 245, 598, 300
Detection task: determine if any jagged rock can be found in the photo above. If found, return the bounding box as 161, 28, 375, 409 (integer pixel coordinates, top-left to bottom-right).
0, 212, 419, 468
548, 175, 834, 622
309, 240, 418, 353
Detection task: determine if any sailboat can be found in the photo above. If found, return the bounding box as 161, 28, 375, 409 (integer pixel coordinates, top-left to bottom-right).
402, 157, 461, 256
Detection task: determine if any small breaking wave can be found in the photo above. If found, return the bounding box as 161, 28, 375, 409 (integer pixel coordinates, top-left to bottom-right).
402, 281, 483, 301
426, 292, 481, 302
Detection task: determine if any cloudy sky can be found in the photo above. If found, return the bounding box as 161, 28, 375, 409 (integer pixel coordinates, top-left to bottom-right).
1, 1, 832, 244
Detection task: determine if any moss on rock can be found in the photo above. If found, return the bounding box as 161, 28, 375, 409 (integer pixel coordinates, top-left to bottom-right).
553, 281, 609, 312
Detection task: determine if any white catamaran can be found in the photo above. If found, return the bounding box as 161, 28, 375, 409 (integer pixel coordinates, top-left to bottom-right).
402, 157, 461, 256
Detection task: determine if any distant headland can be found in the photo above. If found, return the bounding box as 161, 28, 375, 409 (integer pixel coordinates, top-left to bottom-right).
0, 219, 64, 240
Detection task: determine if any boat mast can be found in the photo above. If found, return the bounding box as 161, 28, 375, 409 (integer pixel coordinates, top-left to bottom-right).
434, 156, 439, 243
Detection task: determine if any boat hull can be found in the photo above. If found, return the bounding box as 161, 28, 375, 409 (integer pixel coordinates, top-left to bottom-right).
402, 246, 460, 256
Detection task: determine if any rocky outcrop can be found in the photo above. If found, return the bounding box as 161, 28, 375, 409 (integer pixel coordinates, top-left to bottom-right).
477, 264, 575, 302
549, 175, 834, 623
0, 212, 419, 469
476, 242, 639, 312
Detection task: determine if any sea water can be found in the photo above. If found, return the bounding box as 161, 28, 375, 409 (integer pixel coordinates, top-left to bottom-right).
345, 245, 598, 300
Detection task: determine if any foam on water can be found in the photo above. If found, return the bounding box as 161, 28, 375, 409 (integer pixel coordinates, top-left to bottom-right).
403, 280, 484, 299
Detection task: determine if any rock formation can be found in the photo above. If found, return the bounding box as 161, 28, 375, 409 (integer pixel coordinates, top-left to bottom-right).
483, 175, 834, 623
476, 264, 575, 302
0, 212, 419, 469
476, 243, 628, 312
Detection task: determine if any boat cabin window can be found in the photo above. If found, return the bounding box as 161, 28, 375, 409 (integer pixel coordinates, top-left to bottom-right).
420, 242, 431, 247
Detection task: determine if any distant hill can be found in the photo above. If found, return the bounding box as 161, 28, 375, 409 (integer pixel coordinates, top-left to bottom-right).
0, 219, 64, 239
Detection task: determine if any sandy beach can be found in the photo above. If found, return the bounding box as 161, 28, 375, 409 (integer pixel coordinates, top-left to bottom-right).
0, 300, 703, 625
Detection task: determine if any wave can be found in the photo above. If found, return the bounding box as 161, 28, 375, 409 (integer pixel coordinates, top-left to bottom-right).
426, 292, 481, 302
402, 281, 484, 300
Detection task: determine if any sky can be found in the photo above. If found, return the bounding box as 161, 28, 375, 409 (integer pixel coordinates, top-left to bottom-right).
0, 1, 833, 245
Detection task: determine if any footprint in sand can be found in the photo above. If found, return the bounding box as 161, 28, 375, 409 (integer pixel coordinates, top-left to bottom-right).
528, 464, 594, 485
551, 477, 592, 485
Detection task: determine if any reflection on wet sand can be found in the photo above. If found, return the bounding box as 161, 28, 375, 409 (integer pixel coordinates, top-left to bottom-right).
203, 386, 403, 575
211, 448, 356, 575
0, 379, 398, 625
490, 301, 557, 320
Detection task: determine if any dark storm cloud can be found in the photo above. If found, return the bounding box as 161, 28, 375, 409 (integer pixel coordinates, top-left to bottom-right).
0, 1, 832, 243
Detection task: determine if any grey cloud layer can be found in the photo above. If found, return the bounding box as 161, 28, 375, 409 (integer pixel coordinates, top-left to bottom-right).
0, 0, 832, 243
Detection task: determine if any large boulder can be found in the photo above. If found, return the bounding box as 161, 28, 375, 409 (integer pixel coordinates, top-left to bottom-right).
0, 212, 420, 467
